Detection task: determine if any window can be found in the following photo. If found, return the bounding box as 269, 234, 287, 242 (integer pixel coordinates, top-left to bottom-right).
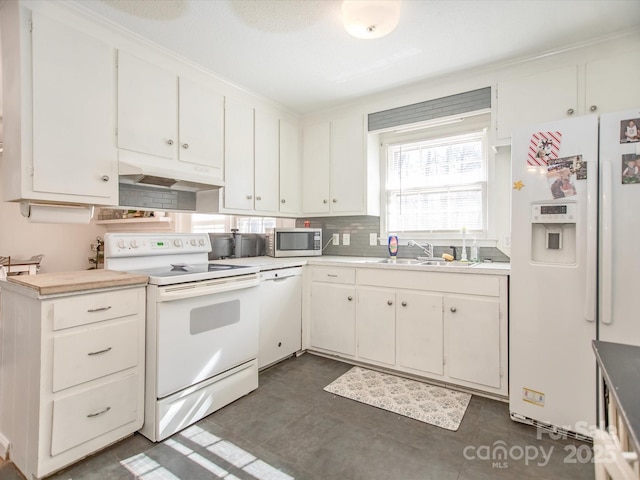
383, 123, 488, 238
187, 214, 293, 233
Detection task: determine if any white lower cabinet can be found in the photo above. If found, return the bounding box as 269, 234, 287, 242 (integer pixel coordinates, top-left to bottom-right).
308, 266, 508, 397
396, 291, 444, 376
309, 267, 356, 356
445, 295, 502, 389
357, 287, 396, 366
0, 283, 146, 479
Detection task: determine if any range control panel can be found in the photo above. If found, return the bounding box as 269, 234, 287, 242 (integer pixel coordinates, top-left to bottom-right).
104, 233, 211, 257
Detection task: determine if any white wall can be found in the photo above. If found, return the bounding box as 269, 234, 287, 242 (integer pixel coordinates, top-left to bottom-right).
0, 156, 107, 273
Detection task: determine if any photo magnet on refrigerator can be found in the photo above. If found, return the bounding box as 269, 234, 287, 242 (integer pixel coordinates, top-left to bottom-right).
528, 131, 562, 166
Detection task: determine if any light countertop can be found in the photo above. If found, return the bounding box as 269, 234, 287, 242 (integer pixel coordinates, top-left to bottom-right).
211, 255, 510, 275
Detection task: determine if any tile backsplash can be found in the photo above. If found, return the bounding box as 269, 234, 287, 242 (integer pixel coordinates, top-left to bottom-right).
295, 215, 509, 263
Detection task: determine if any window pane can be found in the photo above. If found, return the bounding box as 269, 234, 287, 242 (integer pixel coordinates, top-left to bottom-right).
386, 131, 486, 234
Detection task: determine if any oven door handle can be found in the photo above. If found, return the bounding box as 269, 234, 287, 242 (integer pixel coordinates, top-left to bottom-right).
156, 276, 259, 302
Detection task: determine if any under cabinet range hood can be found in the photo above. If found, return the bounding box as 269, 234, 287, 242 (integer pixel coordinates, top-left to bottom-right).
118, 160, 224, 192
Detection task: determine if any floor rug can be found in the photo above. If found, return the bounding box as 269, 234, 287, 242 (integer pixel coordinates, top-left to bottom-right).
324, 366, 471, 431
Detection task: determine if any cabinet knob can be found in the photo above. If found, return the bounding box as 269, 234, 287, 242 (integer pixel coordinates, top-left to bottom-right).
401, 301, 407, 307
566, 108, 575, 116
101, 175, 110, 182
167, 139, 174, 145
590, 105, 597, 112
246, 195, 253, 200
281, 199, 286, 204
256, 196, 262, 201
182, 143, 189, 149
323, 199, 328, 204
347, 296, 353, 301
332, 198, 337, 203
450, 306, 457, 313
387, 300, 393, 306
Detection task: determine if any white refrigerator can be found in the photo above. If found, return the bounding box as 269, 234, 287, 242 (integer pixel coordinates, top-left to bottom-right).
509, 108, 640, 438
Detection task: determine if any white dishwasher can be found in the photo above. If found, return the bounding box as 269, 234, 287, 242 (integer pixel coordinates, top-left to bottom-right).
259, 267, 303, 369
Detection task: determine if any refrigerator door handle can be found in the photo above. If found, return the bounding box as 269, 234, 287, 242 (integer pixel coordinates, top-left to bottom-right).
601, 160, 613, 325
584, 167, 597, 323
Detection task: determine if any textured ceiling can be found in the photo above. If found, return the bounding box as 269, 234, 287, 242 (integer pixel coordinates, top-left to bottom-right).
70, 0, 640, 114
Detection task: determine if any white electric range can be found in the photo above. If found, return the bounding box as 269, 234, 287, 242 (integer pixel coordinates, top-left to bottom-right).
104, 233, 260, 442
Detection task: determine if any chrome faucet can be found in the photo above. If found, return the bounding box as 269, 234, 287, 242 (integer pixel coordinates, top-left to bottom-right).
408, 240, 434, 259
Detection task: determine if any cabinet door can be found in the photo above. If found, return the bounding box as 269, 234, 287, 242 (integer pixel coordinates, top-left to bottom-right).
357, 287, 395, 366
224, 98, 255, 210
279, 119, 301, 214
254, 108, 280, 213
178, 77, 223, 176
258, 273, 302, 368
396, 291, 444, 376
496, 65, 578, 140
310, 283, 356, 356
117, 51, 177, 159
330, 115, 365, 213
31, 12, 117, 201
302, 122, 331, 213
586, 53, 640, 115
444, 295, 501, 388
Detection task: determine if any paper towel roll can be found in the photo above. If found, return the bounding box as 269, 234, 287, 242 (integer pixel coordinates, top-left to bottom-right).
20, 203, 94, 224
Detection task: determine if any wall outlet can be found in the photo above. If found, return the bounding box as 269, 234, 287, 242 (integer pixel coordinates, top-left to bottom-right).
342, 233, 350, 246
369, 233, 378, 246
332, 233, 339, 246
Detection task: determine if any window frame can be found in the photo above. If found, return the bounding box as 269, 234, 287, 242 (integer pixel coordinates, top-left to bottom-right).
378, 114, 492, 244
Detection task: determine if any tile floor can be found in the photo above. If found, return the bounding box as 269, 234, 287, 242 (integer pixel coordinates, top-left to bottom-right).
1, 353, 594, 480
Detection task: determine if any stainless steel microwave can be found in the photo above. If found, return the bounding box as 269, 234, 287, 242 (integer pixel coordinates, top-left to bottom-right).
265, 228, 322, 257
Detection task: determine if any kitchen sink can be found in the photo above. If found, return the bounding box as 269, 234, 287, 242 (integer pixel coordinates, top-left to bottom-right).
370, 258, 479, 267
374, 258, 425, 265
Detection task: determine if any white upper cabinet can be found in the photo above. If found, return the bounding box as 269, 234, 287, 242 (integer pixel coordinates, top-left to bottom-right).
279, 119, 301, 214
117, 51, 176, 160
254, 108, 280, 213
302, 114, 374, 217
585, 53, 640, 115
117, 51, 224, 181
330, 115, 365, 213
178, 77, 224, 170
496, 50, 640, 142
1, 6, 118, 205
302, 122, 331, 214
496, 65, 578, 141
223, 97, 255, 211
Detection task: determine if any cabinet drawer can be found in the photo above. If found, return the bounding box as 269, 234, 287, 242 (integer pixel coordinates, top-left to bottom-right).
51, 288, 142, 331
52, 318, 138, 392
51, 373, 139, 456
310, 267, 356, 284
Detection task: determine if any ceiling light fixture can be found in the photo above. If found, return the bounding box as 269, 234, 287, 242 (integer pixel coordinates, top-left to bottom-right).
342, 0, 401, 40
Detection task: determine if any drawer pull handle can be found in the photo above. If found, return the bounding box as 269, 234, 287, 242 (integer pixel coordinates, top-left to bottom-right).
327, 274, 338, 277
87, 406, 111, 418
88, 347, 112, 356
87, 306, 112, 313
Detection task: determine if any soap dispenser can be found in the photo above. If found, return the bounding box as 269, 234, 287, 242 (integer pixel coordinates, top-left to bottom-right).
388, 235, 399, 257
